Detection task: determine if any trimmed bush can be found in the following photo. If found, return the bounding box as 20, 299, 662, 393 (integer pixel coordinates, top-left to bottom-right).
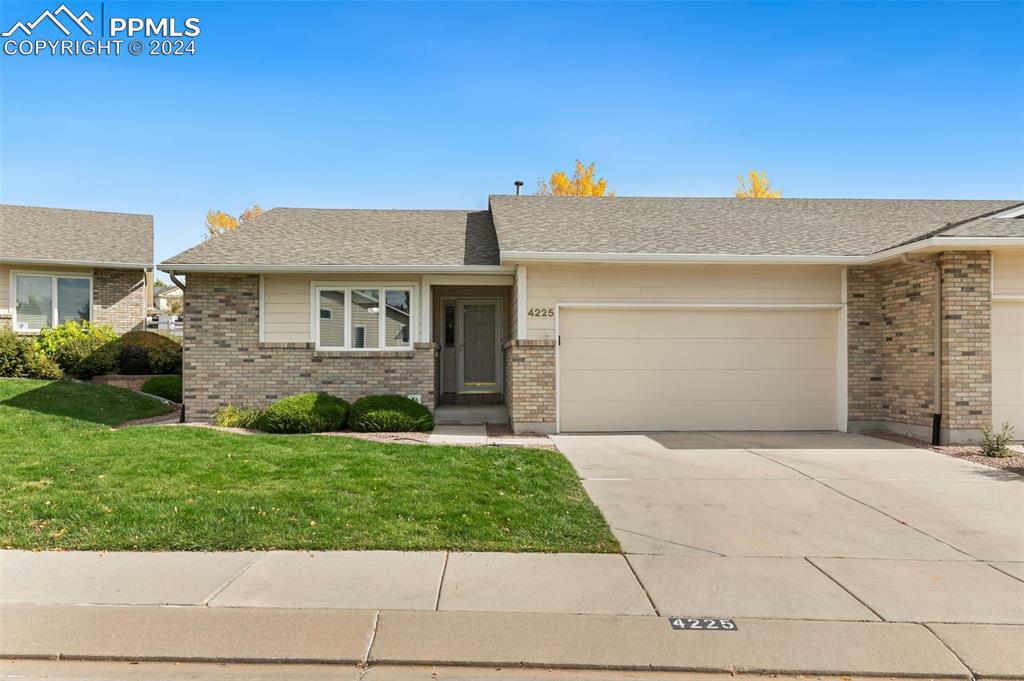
142, 375, 183, 403
214, 404, 264, 429
0, 331, 63, 379
981, 422, 1015, 458
34, 321, 117, 379
348, 395, 433, 432
258, 392, 350, 434
119, 331, 182, 375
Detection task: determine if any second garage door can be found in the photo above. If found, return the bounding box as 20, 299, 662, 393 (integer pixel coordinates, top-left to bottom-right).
558, 306, 840, 432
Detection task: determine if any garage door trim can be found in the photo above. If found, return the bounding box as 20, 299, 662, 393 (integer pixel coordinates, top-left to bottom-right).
553, 301, 849, 433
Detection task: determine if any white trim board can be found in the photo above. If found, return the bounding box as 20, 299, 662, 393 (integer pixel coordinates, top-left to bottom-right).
553, 301, 847, 434
502, 237, 1024, 266
164, 263, 515, 274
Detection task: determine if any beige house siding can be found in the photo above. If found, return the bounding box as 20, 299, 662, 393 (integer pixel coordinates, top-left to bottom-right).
522, 263, 843, 340
262, 273, 425, 343
992, 250, 1024, 437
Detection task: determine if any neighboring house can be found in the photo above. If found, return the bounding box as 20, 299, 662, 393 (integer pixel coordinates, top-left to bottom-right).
154, 284, 183, 312
160, 197, 1024, 443
1, 204, 153, 335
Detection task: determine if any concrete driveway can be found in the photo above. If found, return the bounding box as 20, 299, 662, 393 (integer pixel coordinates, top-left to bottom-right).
551, 431, 1024, 625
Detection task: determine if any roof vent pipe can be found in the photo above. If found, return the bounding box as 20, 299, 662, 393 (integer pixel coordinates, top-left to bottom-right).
514, 180, 524, 196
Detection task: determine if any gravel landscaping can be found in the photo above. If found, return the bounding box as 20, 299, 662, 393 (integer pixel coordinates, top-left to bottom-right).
863, 430, 1024, 476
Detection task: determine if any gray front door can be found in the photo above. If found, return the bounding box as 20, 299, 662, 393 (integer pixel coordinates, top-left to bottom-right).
457, 299, 501, 393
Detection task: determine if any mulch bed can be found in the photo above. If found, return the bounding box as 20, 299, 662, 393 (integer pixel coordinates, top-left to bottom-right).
863, 430, 1024, 476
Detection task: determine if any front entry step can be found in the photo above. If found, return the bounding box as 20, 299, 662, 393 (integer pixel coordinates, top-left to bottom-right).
434, 404, 509, 425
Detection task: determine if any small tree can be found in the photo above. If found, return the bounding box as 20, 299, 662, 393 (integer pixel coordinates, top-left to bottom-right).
537, 160, 614, 197
736, 171, 781, 199
205, 204, 264, 239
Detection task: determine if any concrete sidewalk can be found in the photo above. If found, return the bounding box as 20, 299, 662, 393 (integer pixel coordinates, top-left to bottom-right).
2, 550, 1023, 677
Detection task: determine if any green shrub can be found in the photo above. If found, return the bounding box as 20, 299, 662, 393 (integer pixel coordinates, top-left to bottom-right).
348, 394, 433, 432
34, 321, 117, 379
73, 340, 122, 379
142, 375, 183, 403
214, 404, 264, 429
981, 422, 1016, 458
0, 331, 63, 379
119, 331, 183, 375
257, 392, 350, 434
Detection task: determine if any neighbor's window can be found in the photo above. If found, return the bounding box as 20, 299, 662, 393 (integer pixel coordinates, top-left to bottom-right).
14, 274, 90, 331
314, 285, 414, 350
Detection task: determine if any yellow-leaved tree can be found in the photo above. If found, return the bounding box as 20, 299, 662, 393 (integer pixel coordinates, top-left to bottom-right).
205, 204, 264, 239
536, 160, 614, 197
735, 171, 781, 199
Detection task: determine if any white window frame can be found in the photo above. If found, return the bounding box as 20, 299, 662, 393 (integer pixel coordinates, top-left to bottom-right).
310, 283, 417, 351
10, 269, 93, 333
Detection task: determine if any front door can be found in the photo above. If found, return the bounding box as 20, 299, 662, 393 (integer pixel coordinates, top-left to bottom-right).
457, 299, 501, 393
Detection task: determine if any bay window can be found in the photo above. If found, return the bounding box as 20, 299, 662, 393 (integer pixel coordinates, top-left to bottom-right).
314, 285, 414, 350
13, 273, 91, 332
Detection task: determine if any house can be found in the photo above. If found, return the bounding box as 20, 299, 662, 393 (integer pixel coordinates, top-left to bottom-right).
160, 197, 1024, 443
1, 204, 153, 334
154, 283, 183, 312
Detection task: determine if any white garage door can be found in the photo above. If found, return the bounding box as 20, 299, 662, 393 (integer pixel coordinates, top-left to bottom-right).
558, 307, 840, 432
992, 300, 1024, 437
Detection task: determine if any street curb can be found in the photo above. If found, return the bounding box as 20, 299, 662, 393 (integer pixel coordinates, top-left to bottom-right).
0, 605, 973, 678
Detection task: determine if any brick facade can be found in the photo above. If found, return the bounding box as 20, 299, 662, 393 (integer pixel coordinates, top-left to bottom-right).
503, 339, 556, 434
92, 268, 146, 334
183, 273, 437, 421
847, 251, 992, 443
939, 252, 992, 432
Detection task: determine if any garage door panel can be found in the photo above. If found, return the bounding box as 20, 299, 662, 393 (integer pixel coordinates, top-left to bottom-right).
992, 302, 1024, 335
560, 338, 836, 371
558, 307, 839, 432
560, 369, 837, 402
992, 300, 1024, 437
559, 308, 838, 340
560, 399, 838, 432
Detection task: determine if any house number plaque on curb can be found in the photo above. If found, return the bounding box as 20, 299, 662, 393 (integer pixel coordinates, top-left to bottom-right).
669, 618, 737, 631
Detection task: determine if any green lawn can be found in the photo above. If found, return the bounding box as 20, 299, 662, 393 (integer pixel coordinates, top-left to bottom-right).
0, 379, 617, 552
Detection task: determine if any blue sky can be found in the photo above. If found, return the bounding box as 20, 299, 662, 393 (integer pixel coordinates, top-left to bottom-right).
1, 1, 1022, 276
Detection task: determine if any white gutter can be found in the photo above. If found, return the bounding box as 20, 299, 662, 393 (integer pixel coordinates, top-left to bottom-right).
499, 237, 1024, 266
0, 257, 152, 269
159, 264, 516, 274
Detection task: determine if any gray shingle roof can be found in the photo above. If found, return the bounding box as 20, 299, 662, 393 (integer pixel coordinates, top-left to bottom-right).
942, 215, 1024, 238
162, 208, 499, 267
1, 204, 153, 266
488, 196, 1023, 257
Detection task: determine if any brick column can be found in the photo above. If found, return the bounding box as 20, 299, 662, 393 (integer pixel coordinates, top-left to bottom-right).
939, 251, 992, 439
503, 339, 556, 434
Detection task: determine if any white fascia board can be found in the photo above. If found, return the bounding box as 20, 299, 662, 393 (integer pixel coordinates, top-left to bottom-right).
0, 257, 151, 269
502, 238, 1024, 266
865, 237, 1024, 263
160, 263, 516, 274
501, 251, 863, 264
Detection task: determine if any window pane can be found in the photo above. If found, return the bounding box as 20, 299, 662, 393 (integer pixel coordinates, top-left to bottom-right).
351, 289, 380, 348
384, 290, 411, 347
318, 290, 345, 347
57, 278, 90, 324
15, 276, 52, 330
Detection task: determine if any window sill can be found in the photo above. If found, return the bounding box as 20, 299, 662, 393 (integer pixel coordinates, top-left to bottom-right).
314, 349, 417, 359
